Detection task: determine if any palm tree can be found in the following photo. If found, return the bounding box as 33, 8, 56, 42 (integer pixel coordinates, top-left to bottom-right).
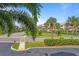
0, 3, 41, 25
67, 16, 79, 32
45, 17, 57, 31
0, 10, 37, 51
0, 3, 41, 41
0, 10, 15, 36
0, 3, 41, 51
44, 17, 57, 39
66, 16, 79, 39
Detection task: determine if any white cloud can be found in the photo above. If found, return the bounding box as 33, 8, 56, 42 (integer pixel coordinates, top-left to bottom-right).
37, 18, 46, 25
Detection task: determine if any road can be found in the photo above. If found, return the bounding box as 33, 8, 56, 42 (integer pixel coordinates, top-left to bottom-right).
0, 32, 79, 56
0, 32, 45, 56
0, 32, 45, 43
0, 43, 79, 56
1, 32, 79, 43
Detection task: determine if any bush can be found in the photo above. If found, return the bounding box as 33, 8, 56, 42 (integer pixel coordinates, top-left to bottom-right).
44, 39, 79, 46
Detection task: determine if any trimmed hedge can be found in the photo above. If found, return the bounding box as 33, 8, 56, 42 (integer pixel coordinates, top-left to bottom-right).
44, 39, 79, 46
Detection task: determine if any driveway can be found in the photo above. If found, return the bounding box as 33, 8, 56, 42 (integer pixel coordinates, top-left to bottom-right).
0, 32, 79, 56
0, 43, 79, 56
0, 32, 45, 43
0, 32, 79, 43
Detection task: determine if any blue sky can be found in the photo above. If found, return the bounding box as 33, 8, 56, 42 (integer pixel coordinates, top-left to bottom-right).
16, 3, 79, 25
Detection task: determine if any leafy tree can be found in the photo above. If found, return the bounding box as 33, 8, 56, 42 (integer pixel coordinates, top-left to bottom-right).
0, 3, 42, 41
66, 16, 79, 38
46, 17, 57, 24
44, 17, 57, 30
66, 16, 79, 31
0, 10, 15, 36
0, 3, 42, 24
67, 16, 79, 25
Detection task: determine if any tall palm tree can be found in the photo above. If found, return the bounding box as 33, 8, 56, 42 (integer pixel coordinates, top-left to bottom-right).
0, 3, 41, 51
0, 10, 37, 51
67, 16, 79, 31
0, 10, 15, 36
12, 11, 37, 41
0, 3, 41, 24
0, 3, 41, 41
45, 17, 57, 31
66, 16, 79, 39
0, 9, 37, 40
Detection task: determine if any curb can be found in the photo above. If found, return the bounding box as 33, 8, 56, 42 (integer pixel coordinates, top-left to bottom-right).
11, 45, 79, 51
11, 46, 31, 51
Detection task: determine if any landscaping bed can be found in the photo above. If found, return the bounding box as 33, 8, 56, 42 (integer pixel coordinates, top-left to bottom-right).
12, 43, 19, 49
44, 39, 79, 46
12, 39, 79, 51
11, 42, 45, 50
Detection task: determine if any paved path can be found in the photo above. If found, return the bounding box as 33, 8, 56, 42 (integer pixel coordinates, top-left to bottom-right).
0, 43, 79, 56
0, 32, 45, 43
0, 32, 79, 56
1, 32, 79, 43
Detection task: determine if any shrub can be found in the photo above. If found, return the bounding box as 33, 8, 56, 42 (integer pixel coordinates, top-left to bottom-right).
44, 39, 79, 46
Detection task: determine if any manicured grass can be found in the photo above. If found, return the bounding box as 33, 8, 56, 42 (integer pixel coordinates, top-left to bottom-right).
39, 32, 51, 36
12, 42, 45, 49
26, 32, 52, 37
25, 42, 45, 49
12, 39, 79, 50
12, 43, 19, 49
44, 39, 79, 46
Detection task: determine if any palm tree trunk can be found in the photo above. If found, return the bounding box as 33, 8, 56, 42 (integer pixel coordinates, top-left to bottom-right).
33, 36, 36, 41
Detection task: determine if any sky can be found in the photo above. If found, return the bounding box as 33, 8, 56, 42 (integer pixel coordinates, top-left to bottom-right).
16, 3, 79, 25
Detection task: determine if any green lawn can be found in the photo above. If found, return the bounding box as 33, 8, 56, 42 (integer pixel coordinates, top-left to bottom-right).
38, 32, 52, 37
12, 42, 45, 50
25, 42, 45, 48
11, 32, 79, 50
25, 31, 79, 38
12, 43, 19, 49
12, 39, 79, 50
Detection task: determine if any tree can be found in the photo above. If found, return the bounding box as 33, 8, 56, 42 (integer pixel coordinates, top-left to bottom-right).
0, 3, 42, 25
66, 16, 79, 39
56, 23, 60, 29
46, 17, 57, 24
0, 10, 15, 36
44, 17, 57, 31
0, 4, 41, 50
55, 23, 61, 36
12, 11, 37, 41
0, 10, 37, 51
67, 16, 79, 25
0, 3, 42, 41
44, 17, 57, 39
66, 16, 79, 31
